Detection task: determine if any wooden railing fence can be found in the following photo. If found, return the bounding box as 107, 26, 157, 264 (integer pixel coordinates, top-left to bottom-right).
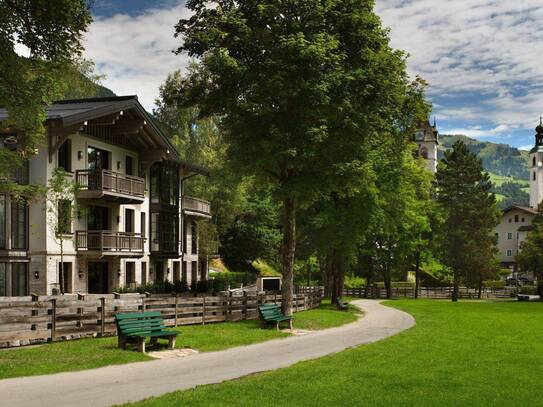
343, 286, 516, 299
0, 289, 322, 348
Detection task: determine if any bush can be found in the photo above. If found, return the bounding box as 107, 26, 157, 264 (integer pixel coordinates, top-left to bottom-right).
344, 275, 365, 288
374, 281, 415, 289
210, 271, 256, 292
519, 286, 538, 295
483, 280, 506, 289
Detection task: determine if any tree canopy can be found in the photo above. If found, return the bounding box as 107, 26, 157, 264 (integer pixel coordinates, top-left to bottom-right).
175, 0, 428, 313
0, 0, 92, 196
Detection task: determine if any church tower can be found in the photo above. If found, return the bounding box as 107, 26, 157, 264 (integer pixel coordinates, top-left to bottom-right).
529, 119, 543, 208
415, 119, 439, 173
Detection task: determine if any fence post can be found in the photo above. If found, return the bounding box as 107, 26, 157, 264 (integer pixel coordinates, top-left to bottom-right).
225, 291, 230, 322
100, 297, 105, 337
49, 298, 57, 342
202, 295, 206, 325
242, 290, 247, 320
77, 293, 84, 328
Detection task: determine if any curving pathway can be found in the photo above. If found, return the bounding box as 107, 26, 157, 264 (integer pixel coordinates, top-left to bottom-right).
0, 300, 415, 407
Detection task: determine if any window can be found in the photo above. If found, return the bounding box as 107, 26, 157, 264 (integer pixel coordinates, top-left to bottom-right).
88, 206, 109, 230
508, 218, 512, 223
191, 221, 198, 254
125, 209, 134, 233
191, 261, 198, 284
534, 172, 536, 181
533, 157, 537, 167
0, 263, 6, 296
495, 233, 499, 241
0, 196, 5, 249
182, 261, 187, 282
58, 262, 73, 293
141, 262, 147, 285
182, 220, 187, 253
87, 146, 110, 170
522, 217, 525, 222
58, 200, 72, 235
58, 139, 71, 172
11, 263, 28, 296
507, 249, 512, 257
141, 212, 146, 238
125, 262, 135, 287
150, 164, 159, 204
11, 201, 27, 249
507, 232, 513, 240
125, 156, 134, 176
514, 215, 519, 223
173, 261, 180, 282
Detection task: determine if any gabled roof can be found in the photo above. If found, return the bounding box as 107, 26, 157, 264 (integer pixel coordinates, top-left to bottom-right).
502, 205, 538, 215
0, 96, 209, 176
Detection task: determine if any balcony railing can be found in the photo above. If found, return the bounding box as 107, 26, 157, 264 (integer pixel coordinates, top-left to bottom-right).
76, 169, 145, 203
75, 230, 144, 256
183, 196, 211, 217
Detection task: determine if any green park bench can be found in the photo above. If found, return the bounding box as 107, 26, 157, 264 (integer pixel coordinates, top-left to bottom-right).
337, 297, 349, 311
258, 303, 293, 330
115, 311, 178, 353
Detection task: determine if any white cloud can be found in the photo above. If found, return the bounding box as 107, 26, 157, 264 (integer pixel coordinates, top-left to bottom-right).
377, 0, 543, 130
83, 2, 191, 110
519, 145, 533, 151
441, 124, 513, 138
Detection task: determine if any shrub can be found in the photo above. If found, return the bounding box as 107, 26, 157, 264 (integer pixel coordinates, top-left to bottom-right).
210, 271, 256, 292
344, 275, 365, 288
483, 280, 506, 289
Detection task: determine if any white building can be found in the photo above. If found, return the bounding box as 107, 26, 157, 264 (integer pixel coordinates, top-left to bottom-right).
415, 120, 439, 173
495, 121, 543, 275
495, 205, 537, 273
0, 96, 211, 296
529, 120, 543, 208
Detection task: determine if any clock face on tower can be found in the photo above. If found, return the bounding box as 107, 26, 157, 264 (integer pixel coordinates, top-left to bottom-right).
415, 131, 425, 141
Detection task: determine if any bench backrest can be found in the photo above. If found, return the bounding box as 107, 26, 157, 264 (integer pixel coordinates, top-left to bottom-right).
259, 304, 285, 321
115, 311, 165, 335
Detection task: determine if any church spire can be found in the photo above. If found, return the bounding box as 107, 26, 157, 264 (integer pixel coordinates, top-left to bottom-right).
535, 117, 543, 146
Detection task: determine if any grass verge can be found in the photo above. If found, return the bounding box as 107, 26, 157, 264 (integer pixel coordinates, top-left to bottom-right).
125, 299, 543, 406
0, 299, 358, 380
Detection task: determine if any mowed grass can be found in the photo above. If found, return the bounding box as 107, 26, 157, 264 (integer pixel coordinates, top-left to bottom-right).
126, 300, 543, 407
0, 300, 357, 380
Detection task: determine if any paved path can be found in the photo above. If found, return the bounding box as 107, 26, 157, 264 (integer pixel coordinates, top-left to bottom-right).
0, 300, 415, 407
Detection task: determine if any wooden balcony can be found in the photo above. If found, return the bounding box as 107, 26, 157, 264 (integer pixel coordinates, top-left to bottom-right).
75, 230, 144, 257
183, 196, 211, 218
75, 169, 145, 204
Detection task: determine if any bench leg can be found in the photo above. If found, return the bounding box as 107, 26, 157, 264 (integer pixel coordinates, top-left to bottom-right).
288, 319, 293, 329
137, 338, 146, 353
276, 321, 279, 331
118, 335, 127, 350
168, 336, 176, 350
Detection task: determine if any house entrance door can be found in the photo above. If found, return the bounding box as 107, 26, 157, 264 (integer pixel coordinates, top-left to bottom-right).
88, 262, 109, 293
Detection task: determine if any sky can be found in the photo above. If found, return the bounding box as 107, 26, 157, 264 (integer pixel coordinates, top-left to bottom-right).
84, 0, 543, 150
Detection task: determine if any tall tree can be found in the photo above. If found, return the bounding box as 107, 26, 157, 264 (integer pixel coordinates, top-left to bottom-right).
435, 141, 499, 302
175, 0, 424, 314
516, 210, 543, 299
0, 0, 92, 195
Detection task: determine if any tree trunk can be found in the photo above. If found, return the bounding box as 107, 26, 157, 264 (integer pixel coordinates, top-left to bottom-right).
414, 250, 421, 299
384, 269, 392, 299
281, 195, 296, 316
538, 272, 543, 301
452, 268, 459, 302
330, 249, 345, 306
477, 279, 483, 299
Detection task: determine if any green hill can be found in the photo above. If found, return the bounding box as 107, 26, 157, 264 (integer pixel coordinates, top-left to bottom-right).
438, 135, 530, 208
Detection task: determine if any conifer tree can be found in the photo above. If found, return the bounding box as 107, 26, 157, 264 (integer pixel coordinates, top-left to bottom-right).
516, 210, 543, 299
435, 141, 499, 301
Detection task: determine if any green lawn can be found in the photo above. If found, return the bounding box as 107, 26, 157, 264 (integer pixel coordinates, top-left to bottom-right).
126, 300, 543, 406
0, 300, 357, 380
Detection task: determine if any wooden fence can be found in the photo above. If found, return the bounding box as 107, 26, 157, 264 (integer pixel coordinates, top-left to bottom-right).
0, 289, 322, 348
343, 286, 516, 299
